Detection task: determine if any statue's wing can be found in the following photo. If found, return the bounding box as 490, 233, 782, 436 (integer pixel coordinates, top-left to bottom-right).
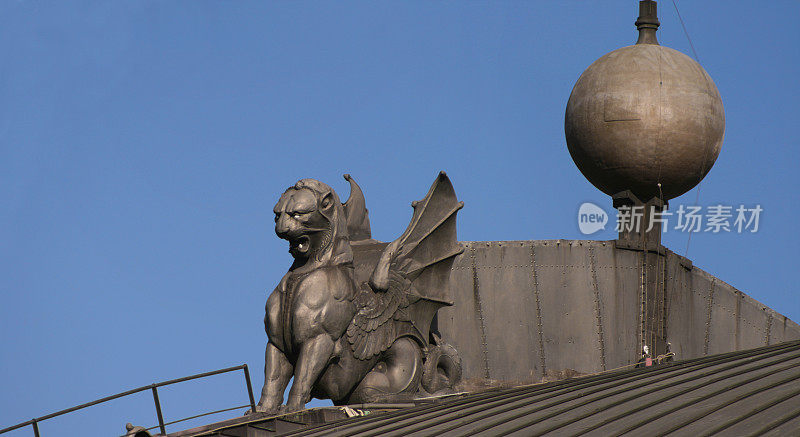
342, 174, 372, 241
383, 171, 464, 303
346, 275, 416, 360
346, 172, 464, 360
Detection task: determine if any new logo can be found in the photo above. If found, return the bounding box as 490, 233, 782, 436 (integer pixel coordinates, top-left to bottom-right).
578, 202, 608, 235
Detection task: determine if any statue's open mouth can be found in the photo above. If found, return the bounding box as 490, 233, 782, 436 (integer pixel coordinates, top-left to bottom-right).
289, 235, 311, 256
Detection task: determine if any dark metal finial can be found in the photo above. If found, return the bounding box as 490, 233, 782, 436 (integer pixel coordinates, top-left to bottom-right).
635, 0, 660, 45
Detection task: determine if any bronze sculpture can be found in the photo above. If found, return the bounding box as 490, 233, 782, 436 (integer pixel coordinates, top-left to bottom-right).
252, 172, 463, 413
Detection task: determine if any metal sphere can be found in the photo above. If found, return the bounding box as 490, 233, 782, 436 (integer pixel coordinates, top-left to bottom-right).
564, 44, 725, 201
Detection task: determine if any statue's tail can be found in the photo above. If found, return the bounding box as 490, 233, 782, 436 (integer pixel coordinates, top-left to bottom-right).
421, 340, 462, 394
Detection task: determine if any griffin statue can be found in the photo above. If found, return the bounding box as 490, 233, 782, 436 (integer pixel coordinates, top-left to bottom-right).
252, 172, 464, 413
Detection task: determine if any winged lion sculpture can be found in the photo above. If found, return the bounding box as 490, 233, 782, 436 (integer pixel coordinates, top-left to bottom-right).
252, 172, 463, 413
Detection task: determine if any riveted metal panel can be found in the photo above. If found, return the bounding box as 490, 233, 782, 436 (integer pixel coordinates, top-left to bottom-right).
438, 240, 800, 387
438, 242, 487, 381
706, 273, 739, 356
666, 260, 712, 359
769, 312, 800, 345
737, 289, 770, 349
596, 242, 640, 369
472, 241, 542, 381
535, 240, 602, 375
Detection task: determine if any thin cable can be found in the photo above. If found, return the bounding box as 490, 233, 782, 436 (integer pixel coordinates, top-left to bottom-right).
672, 0, 701, 63
684, 183, 702, 257
672, 0, 705, 258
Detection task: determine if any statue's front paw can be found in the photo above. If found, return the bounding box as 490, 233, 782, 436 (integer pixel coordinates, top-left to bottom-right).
245, 401, 280, 416
283, 400, 305, 413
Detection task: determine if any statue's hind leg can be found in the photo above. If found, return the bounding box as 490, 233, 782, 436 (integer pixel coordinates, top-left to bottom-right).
347, 337, 423, 403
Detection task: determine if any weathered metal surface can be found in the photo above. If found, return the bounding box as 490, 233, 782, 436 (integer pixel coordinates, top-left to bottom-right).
613, 191, 666, 252
465, 246, 489, 380
473, 242, 541, 382
768, 310, 798, 346
529, 245, 547, 376
564, 0, 725, 201
634, 0, 660, 45
596, 242, 640, 370
438, 245, 486, 383
439, 240, 800, 384
587, 245, 607, 371
667, 254, 709, 359
545, 242, 601, 375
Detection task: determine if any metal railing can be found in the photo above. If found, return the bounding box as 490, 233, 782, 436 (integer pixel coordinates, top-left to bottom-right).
0, 364, 257, 437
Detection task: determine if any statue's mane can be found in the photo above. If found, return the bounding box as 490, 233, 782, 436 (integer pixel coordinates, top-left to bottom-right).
292, 179, 353, 266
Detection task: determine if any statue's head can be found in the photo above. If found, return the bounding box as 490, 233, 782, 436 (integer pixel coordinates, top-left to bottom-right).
273, 179, 352, 266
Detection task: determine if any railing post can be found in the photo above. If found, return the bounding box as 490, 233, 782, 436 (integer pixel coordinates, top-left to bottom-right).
242, 364, 257, 413
31, 420, 40, 437
151, 385, 166, 435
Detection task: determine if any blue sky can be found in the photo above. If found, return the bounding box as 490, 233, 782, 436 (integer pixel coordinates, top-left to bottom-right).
2, 1, 798, 435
